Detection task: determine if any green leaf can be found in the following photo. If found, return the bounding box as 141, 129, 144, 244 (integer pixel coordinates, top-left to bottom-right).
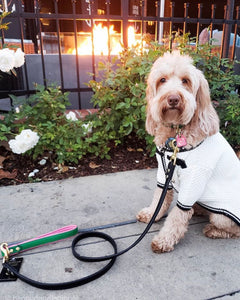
116, 102, 125, 110
98, 61, 107, 70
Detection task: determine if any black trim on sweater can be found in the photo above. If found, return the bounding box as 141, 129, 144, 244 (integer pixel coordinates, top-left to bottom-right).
177, 201, 240, 226
176, 201, 192, 211
157, 182, 173, 190
197, 202, 240, 226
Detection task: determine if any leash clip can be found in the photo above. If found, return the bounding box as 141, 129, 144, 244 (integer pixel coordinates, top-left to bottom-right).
169, 139, 179, 165
1, 243, 10, 263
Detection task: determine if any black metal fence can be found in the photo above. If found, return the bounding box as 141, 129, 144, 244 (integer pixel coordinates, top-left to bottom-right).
0, 0, 240, 111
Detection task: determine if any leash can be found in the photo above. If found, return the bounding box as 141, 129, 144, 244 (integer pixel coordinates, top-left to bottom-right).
0, 225, 78, 257
1, 134, 185, 290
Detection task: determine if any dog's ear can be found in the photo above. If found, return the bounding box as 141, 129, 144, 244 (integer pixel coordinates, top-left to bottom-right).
145, 84, 158, 136
196, 71, 219, 136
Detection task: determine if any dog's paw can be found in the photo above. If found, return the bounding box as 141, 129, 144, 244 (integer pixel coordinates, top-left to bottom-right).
151, 236, 174, 253
136, 207, 154, 223
203, 224, 216, 238
203, 224, 235, 239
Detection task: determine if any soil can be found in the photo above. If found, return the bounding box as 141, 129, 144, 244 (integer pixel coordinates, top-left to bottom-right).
0, 135, 158, 187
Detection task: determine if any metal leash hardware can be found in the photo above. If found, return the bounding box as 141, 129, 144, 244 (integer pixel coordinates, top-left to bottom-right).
1, 225, 78, 284
168, 138, 179, 166
0, 243, 23, 282
165, 124, 187, 169
0, 243, 10, 264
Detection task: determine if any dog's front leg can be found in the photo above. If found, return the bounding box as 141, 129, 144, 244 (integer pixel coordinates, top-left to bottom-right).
151, 206, 194, 253
137, 188, 173, 223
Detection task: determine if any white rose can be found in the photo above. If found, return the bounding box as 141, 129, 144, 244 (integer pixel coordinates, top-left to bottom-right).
9, 129, 40, 154
66, 111, 78, 121
14, 48, 25, 68
82, 122, 92, 134
9, 139, 26, 154
0, 48, 15, 73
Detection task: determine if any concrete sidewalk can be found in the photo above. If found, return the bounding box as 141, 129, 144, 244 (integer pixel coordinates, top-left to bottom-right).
1, 169, 240, 300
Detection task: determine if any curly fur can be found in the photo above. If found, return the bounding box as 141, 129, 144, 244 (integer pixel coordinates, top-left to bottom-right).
145, 51, 219, 148
137, 51, 240, 253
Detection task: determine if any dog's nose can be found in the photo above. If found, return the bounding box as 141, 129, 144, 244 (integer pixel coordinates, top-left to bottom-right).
167, 95, 180, 107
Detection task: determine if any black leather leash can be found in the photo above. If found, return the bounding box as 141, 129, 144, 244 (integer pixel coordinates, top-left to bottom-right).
2, 159, 178, 290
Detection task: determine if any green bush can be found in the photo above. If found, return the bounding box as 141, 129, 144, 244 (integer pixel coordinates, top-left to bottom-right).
1, 35, 239, 164
217, 93, 240, 148
183, 46, 239, 101
88, 45, 166, 155
2, 85, 111, 163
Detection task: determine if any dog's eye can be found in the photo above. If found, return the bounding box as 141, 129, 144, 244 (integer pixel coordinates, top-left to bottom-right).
182, 78, 188, 84
160, 78, 166, 83
156, 78, 166, 90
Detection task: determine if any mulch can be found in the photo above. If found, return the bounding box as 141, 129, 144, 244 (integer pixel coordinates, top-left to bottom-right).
0, 134, 158, 187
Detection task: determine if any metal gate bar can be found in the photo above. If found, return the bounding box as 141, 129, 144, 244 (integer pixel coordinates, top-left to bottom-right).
0, 0, 239, 111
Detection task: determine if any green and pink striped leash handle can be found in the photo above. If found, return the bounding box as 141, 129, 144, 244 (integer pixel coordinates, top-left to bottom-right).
1, 225, 78, 257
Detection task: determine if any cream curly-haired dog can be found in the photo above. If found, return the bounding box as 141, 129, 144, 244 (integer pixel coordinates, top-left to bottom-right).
137, 51, 240, 253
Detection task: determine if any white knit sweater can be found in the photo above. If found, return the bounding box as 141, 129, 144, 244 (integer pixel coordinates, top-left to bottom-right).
156, 132, 240, 225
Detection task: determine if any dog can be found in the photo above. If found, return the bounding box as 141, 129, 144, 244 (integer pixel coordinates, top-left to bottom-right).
137, 51, 240, 253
